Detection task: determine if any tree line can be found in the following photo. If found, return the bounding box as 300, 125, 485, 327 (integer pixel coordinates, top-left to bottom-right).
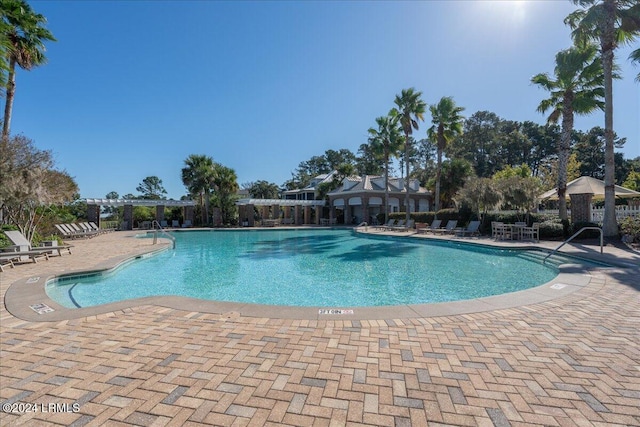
1, 0, 638, 237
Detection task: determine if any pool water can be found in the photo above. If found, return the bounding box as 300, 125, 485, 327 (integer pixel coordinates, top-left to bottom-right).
47, 229, 561, 308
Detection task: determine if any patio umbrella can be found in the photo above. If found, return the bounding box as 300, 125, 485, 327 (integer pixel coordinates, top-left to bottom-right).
538, 176, 640, 200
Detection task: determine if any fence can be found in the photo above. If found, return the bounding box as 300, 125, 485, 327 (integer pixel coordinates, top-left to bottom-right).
542, 205, 640, 223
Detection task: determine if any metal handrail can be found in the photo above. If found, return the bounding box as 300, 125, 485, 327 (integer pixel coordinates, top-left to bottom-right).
151, 220, 176, 249
543, 226, 603, 263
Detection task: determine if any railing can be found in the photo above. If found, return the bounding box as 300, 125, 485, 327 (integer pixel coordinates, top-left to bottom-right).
151, 220, 176, 249
543, 226, 603, 264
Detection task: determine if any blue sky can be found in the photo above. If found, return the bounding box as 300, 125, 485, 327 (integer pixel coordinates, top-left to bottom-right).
13, 1, 640, 200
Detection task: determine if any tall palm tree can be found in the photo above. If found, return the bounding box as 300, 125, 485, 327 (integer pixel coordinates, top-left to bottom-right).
1, 0, 56, 139
368, 114, 403, 223
565, 0, 639, 237
532, 44, 605, 222
181, 154, 216, 225
391, 88, 426, 224
212, 164, 239, 225
427, 96, 465, 212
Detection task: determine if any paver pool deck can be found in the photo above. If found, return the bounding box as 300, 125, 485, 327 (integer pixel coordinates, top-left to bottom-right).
0, 228, 638, 426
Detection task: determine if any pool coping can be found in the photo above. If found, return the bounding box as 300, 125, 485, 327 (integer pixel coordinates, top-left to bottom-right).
4, 228, 636, 322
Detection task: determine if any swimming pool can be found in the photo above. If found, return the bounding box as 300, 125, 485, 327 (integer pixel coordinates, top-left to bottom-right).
46, 229, 567, 308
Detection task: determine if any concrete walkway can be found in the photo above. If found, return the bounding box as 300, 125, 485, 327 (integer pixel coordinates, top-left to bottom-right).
1, 229, 638, 426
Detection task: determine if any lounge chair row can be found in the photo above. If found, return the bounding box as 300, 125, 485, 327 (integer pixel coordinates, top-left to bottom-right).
55, 222, 114, 239
416, 220, 457, 235
1, 230, 73, 272
375, 219, 417, 232
154, 220, 191, 228
417, 220, 481, 237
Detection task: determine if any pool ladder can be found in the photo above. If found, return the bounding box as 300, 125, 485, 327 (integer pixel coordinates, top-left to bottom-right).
151, 220, 176, 249
543, 226, 603, 264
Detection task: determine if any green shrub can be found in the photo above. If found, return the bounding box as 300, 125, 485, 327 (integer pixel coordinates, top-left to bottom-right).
434, 208, 458, 222
539, 219, 564, 238
620, 217, 640, 244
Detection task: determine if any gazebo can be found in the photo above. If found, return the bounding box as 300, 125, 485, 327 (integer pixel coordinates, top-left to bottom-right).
538, 176, 640, 223
84, 199, 197, 230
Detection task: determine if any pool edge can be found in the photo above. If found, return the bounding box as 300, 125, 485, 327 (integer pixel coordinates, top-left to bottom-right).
4, 230, 625, 322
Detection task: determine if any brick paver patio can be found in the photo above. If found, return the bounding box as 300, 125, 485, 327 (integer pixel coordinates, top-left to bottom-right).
0, 230, 638, 426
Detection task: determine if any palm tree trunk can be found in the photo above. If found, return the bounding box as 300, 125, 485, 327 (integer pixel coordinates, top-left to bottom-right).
204, 191, 210, 226
2, 58, 17, 140
199, 191, 205, 225
404, 135, 411, 224
558, 97, 574, 222
601, 0, 618, 237
384, 147, 390, 224
435, 148, 442, 214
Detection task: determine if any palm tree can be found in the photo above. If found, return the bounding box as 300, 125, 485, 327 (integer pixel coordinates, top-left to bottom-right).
631, 47, 640, 81
565, 0, 639, 237
427, 96, 465, 213
182, 154, 216, 225
247, 180, 280, 199
532, 44, 605, 222
391, 88, 426, 224
212, 164, 239, 225
2, 0, 56, 139
368, 114, 403, 223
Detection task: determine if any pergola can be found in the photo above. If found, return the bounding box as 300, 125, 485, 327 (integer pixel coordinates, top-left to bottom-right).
84, 199, 196, 230
235, 198, 325, 226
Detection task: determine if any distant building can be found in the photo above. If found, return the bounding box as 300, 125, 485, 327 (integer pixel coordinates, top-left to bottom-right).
282, 171, 338, 201
327, 175, 431, 224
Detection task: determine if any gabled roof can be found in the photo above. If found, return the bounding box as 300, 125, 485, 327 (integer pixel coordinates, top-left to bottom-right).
283, 170, 338, 194
327, 175, 430, 196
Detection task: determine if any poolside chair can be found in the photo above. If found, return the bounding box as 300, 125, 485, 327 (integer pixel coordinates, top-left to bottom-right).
1, 230, 71, 262
89, 221, 115, 232
392, 219, 414, 232
68, 223, 99, 238
4, 230, 72, 257
491, 221, 510, 241
388, 219, 405, 231
455, 221, 481, 237
171, 220, 180, 228
418, 219, 442, 234
376, 219, 395, 230
0, 253, 20, 271
0, 250, 47, 269
432, 220, 458, 235
182, 219, 193, 228
521, 223, 540, 242
55, 224, 91, 239
79, 222, 105, 235
83, 222, 112, 234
